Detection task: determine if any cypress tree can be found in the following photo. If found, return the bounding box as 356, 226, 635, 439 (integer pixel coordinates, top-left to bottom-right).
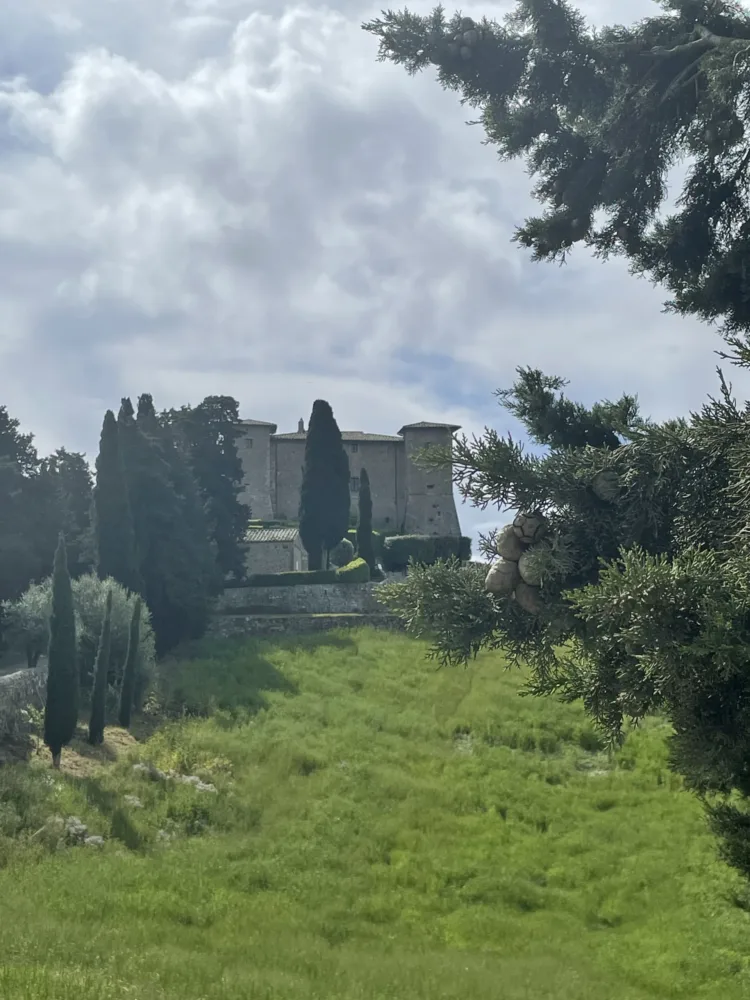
88, 588, 113, 745
43, 534, 78, 768
118, 595, 142, 729
115, 395, 213, 655
356, 467, 376, 572
299, 400, 350, 570
93, 410, 140, 593
162, 396, 250, 582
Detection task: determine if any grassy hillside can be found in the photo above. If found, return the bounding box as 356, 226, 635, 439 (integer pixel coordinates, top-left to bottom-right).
0, 629, 749, 999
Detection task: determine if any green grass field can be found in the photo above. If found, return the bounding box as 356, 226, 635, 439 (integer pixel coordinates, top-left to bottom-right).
1, 628, 749, 999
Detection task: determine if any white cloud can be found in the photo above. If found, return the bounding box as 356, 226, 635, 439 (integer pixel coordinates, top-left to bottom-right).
0, 0, 745, 553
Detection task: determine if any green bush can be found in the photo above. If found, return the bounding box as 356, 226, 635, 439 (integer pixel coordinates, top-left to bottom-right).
240, 570, 338, 588
382, 535, 472, 572
335, 558, 370, 582
346, 528, 383, 557
330, 538, 355, 567
3, 573, 156, 693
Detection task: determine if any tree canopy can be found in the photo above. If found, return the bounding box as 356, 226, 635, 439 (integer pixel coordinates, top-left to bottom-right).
366, 0, 750, 883
363, 0, 750, 359
161, 395, 249, 582
299, 400, 351, 570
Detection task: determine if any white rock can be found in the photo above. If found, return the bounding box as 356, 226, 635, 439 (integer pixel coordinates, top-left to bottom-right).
123, 795, 143, 809
84, 835, 105, 848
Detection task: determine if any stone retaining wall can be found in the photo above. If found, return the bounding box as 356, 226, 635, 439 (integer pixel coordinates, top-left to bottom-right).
215, 582, 388, 616
207, 614, 404, 640
0, 663, 47, 740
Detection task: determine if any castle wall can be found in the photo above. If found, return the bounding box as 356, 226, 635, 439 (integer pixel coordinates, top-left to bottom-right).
401, 427, 460, 536
236, 425, 274, 519
236, 420, 462, 538
345, 441, 401, 530
273, 439, 306, 521
273, 439, 403, 530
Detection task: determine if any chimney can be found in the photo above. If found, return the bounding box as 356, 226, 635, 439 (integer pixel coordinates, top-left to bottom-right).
298, 418, 305, 433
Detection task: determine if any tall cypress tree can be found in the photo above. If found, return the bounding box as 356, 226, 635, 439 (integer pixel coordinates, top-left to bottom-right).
116, 395, 213, 655
43, 534, 78, 768
93, 411, 140, 593
118, 595, 142, 730
161, 396, 249, 582
299, 400, 350, 570
88, 589, 112, 745
356, 467, 376, 573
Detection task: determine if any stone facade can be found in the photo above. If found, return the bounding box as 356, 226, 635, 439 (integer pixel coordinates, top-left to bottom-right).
207, 613, 404, 640
237, 419, 462, 536
243, 528, 308, 574
216, 582, 386, 616
0, 663, 47, 740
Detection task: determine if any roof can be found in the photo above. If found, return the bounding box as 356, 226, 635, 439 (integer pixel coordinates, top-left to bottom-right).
245, 527, 300, 543
273, 431, 403, 442
397, 421, 461, 435
240, 419, 278, 432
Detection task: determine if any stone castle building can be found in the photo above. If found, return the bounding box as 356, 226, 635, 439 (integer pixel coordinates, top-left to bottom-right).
236, 418, 462, 536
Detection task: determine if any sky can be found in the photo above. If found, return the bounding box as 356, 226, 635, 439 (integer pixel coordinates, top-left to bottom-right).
1, 0, 748, 554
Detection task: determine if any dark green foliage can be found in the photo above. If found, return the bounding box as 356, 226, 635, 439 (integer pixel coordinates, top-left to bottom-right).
347, 527, 383, 558
118, 595, 141, 729
330, 537, 355, 568
116, 395, 214, 656
298, 400, 350, 570
0, 410, 49, 618
0, 410, 94, 654
88, 589, 112, 745
93, 410, 140, 594
382, 534, 472, 571
334, 557, 371, 582
363, 2, 750, 353
161, 396, 250, 582
37, 449, 94, 578
356, 468, 376, 572
377, 364, 750, 883
240, 570, 339, 587
43, 535, 78, 765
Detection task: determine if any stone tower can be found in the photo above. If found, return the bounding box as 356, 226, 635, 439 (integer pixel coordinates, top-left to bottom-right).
399, 422, 461, 536
235, 419, 277, 519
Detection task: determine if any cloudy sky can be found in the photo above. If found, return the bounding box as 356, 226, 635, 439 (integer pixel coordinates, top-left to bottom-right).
1, 0, 746, 551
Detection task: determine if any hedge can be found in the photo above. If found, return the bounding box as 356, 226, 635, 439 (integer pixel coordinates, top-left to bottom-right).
335, 557, 370, 582
239, 569, 338, 588
346, 528, 384, 557
234, 561, 370, 587
382, 535, 472, 572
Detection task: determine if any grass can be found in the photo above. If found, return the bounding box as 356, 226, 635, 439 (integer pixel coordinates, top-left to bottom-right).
0, 628, 749, 998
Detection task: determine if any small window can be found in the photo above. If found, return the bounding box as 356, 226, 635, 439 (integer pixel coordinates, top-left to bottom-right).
351, 443, 359, 453
385, 517, 390, 524
247, 438, 253, 449
350, 477, 360, 492
426, 483, 434, 490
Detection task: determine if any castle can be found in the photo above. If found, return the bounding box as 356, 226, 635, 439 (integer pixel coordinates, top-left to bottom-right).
236, 418, 462, 536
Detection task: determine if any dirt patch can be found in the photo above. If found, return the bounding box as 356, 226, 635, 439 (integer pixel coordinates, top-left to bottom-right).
21, 725, 143, 777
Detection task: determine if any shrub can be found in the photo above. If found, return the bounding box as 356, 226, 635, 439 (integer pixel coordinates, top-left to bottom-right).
382, 535, 472, 572
335, 557, 370, 582
330, 537, 355, 568
346, 528, 383, 557
3, 573, 156, 691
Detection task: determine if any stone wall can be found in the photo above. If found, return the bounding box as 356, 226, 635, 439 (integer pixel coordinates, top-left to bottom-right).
207, 613, 404, 640
0, 663, 47, 740
215, 582, 387, 615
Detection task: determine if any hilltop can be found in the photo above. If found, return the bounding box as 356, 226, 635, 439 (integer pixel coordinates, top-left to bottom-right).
0, 629, 748, 999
